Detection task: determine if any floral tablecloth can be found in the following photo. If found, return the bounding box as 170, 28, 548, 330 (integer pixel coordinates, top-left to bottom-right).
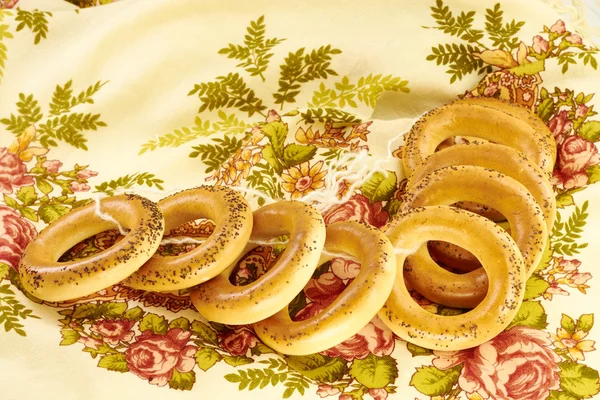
1, 0, 600, 399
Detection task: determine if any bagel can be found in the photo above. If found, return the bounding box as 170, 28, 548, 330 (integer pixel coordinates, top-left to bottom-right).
402, 98, 556, 177
410, 143, 555, 273
121, 186, 253, 291
407, 143, 556, 229
401, 165, 547, 309
253, 221, 396, 355
18, 194, 164, 302
379, 206, 526, 351
189, 201, 326, 324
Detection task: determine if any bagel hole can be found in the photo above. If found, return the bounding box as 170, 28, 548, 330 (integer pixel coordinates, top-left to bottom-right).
426, 241, 482, 273
58, 229, 124, 262
408, 287, 468, 316
157, 219, 215, 256
289, 257, 356, 322
228, 235, 289, 287
434, 136, 489, 152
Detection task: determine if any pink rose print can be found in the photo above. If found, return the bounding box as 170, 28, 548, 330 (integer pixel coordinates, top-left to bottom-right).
322, 194, 389, 228
551, 135, 600, 189
78, 336, 102, 349
331, 257, 361, 280
0, 205, 37, 270
76, 169, 98, 179
556, 257, 581, 272
575, 104, 589, 119
125, 328, 197, 387
265, 109, 282, 123
305, 272, 346, 302
293, 301, 329, 321
219, 328, 258, 356
433, 326, 561, 400
483, 82, 499, 97
42, 159, 62, 173
532, 35, 549, 54
90, 319, 136, 346
368, 388, 388, 400
294, 272, 346, 321
547, 110, 573, 142
565, 34, 583, 45
0, 0, 19, 8
550, 20, 566, 34
339, 395, 352, 400
0, 148, 34, 194
321, 317, 394, 361
69, 181, 91, 192
317, 384, 340, 398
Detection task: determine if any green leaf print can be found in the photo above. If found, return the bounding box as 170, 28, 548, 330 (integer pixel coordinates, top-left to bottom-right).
558, 361, 600, 398
406, 342, 433, 357
38, 203, 69, 224
0, 10, 14, 84
0, 81, 108, 149
349, 354, 398, 389
218, 15, 285, 82
94, 172, 165, 196
188, 72, 267, 117
195, 348, 221, 371
140, 112, 251, 155
286, 354, 347, 383
189, 135, 245, 174
507, 301, 548, 329
59, 329, 81, 345
0, 282, 40, 337
72, 303, 101, 320
98, 353, 129, 373
168, 317, 190, 331
122, 306, 144, 321
546, 391, 580, 400
578, 121, 600, 142
561, 314, 577, 334
361, 171, 397, 202
139, 313, 168, 335
99, 302, 127, 318
15, 10, 52, 45
308, 75, 410, 109
223, 355, 254, 367
523, 274, 550, 300
587, 165, 600, 185
551, 201, 589, 256
190, 320, 219, 346
282, 144, 317, 167
577, 314, 594, 333
169, 370, 196, 391
409, 364, 461, 396
484, 3, 525, 51
273, 45, 341, 109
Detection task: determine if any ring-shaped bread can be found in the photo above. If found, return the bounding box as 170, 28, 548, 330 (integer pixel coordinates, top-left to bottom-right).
121, 186, 253, 291
19, 194, 164, 302
378, 206, 526, 351
402, 98, 556, 178
409, 143, 556, 273
253, 221, 396, 355
189, 201, 326, 324
401, 165, 547, 309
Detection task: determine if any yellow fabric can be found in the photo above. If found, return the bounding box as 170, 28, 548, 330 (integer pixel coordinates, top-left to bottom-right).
1, 0, 599, 399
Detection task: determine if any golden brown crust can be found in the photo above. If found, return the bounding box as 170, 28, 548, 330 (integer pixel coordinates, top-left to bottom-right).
19, 194, 164, 302
122, 186, 253, 291
379, 206, 525, 351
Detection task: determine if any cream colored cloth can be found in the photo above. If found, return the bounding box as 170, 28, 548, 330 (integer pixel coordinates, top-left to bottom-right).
1, 1, 599, 399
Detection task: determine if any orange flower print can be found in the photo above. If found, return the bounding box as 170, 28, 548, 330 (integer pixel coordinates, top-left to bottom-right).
552, 328, 596, 361
281, 161, 326, 199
